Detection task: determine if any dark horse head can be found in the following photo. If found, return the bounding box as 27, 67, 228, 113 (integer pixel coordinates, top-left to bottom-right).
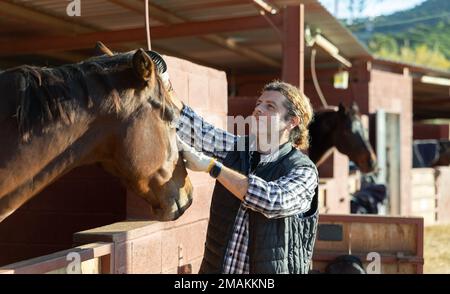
309, 103, 377, 173
0, 47, 193, 222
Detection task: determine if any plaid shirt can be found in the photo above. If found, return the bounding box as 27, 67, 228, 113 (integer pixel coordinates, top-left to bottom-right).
176, 105, 318, 274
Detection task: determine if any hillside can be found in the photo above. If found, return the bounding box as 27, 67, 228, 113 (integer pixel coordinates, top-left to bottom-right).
345, 0, 450, 70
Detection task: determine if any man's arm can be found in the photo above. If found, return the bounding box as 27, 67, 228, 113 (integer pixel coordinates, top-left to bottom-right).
215, 165, 249, 201
178, 136, 318, 219
242, 166, 318, 218
176, 104, 238, 161
217, 166, 317, 218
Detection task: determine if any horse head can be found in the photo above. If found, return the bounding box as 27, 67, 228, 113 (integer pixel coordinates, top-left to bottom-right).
334, 103, 377, 173
0, 45, 192, 222
88, 46, 193, 221
309, 103, 377, 173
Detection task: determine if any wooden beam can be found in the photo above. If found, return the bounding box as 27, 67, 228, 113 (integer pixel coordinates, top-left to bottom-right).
0, 15, 282, 56
414, 98, 450, 106
161, 0, 253, 13
282, 5, 305, 90
0, 0, 95, 33
205, 35, 280, 68
0, 0, 143, 62
154, 14, 282, 39
109, 0, 281, 68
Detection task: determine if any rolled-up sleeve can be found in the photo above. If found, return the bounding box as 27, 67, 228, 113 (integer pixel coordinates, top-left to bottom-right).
176, 105, 238, 161
243, 166, 318, 219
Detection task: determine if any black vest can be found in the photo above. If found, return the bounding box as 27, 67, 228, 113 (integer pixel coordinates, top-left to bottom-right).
199, 140, 319, 274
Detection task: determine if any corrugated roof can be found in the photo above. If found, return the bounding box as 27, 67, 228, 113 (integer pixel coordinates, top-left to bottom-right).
0, 0, 371, 71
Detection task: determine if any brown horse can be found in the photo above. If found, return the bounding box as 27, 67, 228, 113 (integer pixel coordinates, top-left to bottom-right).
309, 103, 377, 173
0, 48, 193, 223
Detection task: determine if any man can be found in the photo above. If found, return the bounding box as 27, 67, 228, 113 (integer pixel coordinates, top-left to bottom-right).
168, 79, 319, 274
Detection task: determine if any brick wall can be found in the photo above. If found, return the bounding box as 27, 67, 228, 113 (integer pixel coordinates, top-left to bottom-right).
0, 165, 126, 266
368, 69, 413, 215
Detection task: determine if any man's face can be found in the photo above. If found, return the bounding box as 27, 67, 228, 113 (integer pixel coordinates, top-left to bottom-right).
251, 90, 291, 139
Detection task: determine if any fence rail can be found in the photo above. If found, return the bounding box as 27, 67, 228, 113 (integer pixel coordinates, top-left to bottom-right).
0, 242, 113, 274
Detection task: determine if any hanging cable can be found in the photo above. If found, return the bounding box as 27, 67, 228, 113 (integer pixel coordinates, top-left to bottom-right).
145, 0, 152, 50
311, 48, 328, 108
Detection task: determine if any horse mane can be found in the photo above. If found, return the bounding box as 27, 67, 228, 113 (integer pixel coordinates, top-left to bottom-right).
9, 64, 92, 141
1, 52, 175, 141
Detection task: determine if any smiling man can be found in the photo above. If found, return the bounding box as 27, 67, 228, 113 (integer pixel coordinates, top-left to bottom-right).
172, 80, 319, 274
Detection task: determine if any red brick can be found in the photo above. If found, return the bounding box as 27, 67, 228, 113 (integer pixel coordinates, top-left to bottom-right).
185, 60, 211, 76
188, 73, 209, 110
369, 69, 412, 215
114, 242, 132, 274
317, 150, 349, 214
131, 233, 162, 273
167, 68, 189, 103
208, 77, 228, 113
160, 221, 208, 272
208, 67, 226, 80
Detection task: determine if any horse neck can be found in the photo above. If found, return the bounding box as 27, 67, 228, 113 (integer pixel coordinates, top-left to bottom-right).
0, 113, 105, 222
309, 113, 337, 164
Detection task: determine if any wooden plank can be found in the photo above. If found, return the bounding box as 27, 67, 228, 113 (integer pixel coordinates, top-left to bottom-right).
0, 14, 282, 56
0, 242, 112, 274
313, 259, 419, 274
108, 0, 281, 68
313, 214, 424, 274
319, 214, 424, 225
315, 222, 419, 255
0, 1, 93, 33
45, 258, 101, 274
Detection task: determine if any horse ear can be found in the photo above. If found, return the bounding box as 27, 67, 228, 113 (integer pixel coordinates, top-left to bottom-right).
132, 49, 155, 82
94, 41, 114, 56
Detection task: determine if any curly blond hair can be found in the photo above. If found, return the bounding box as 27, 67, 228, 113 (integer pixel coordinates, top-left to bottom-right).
263, 81, 314, 150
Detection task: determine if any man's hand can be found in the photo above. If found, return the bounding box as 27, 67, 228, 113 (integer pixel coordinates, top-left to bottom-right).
177, 136, 215, 172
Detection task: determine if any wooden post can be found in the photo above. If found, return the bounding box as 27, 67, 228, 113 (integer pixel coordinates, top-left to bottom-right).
282, 5, 304, 93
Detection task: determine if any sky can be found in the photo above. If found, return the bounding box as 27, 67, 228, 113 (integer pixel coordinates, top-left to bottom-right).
318, 0, 427, 19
